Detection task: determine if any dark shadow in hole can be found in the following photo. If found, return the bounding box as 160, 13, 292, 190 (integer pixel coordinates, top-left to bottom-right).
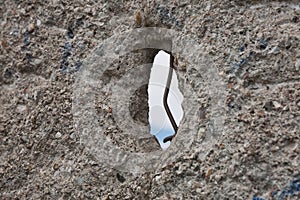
129, 84, 149, 126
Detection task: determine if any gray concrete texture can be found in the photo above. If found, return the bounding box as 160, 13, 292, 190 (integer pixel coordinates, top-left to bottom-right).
0, 0, 299, 199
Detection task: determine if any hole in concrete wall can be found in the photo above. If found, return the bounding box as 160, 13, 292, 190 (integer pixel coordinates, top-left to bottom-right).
148, 50, 184, 149
98, 50, 163, 153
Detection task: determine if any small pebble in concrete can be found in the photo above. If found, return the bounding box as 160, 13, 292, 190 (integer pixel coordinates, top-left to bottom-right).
55, 132, 62, 138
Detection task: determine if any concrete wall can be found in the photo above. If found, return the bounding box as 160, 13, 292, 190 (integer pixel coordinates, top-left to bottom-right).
1, 0, 299, 199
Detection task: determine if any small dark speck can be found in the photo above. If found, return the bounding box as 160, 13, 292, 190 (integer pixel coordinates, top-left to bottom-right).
259, 39, 268, 49
199, 108, 206, 119
239, 46, 245, 52
26, 53, 32, 62
67, 27, 74, 39
263, 101, 273, 111
272, 191, 278, 196
285, 41, 292, 50
63, 42, 73, 51
116, 173, 126, 183
76, 17, 85, 27
4, 68, 14, 79
23, 30, 30, 46
228, 101, 235, 109
239, 29, 246, 35
75, 61, 82, 71
292, 16, 298, 23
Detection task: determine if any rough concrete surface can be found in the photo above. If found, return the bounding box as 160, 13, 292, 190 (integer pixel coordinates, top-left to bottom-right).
1, 0, 300, 199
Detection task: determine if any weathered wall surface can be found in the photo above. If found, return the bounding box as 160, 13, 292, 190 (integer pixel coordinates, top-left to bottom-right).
1, 0, 299, 199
